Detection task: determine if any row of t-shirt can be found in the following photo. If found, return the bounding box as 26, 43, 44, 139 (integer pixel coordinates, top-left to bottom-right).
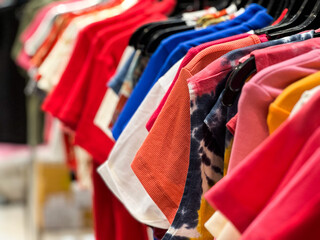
112, 35, 320, 239
15, 0, 320, 240
90, 5, 319, 240
13, 0, 176, 239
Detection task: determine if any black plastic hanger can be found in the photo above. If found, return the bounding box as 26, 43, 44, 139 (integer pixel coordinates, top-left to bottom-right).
170, 0, 202, 16
258, 0, 269, 8
266, 0, 285, 19
211, 0, 232, 11
234, 0, 250, 9
276, 0, 294, 24
255, 0, 293, 34
274, 0, 290, 21
129, 23, 157, 47
268, 0, 315, 35
255, 0, 309, 35
314, 31, 320, 38
268, 0, 320, 39
267, 0, 291, 25
145, 25, 195, 55
265, 0, 277, 17
135, 19, 187, 50
221, 56, 256, 106
225, 0, 234, 8
221, 27, 320, 107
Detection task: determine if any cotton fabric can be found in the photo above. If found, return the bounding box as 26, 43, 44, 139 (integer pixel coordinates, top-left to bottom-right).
98, 59, 182, 228
205, 65, 320, 234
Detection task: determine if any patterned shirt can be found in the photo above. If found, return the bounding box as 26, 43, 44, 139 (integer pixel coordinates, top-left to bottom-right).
163, 31, 314, 240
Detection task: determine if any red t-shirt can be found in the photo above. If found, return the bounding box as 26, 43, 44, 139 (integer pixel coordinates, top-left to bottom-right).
42, 0, 173, 122
242, 146, 320, 239
60, 14, 168, 240
92, 161, 149, 240
268, 190, 320, 240
41, 2, 174, 240
42, 0, 176, 162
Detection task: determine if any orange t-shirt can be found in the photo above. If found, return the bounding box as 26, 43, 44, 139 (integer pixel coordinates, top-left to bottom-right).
131, 35, 261, 223
31, 14, 72, 67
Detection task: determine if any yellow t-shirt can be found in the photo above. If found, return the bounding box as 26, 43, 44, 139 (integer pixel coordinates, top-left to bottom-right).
267, 71, 320, 134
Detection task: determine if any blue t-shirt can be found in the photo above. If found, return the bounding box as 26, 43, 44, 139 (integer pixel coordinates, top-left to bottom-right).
157, 10, 273, 78
111, 4, 271, 140
158, 3, 266, 56
108, 51, 136, 94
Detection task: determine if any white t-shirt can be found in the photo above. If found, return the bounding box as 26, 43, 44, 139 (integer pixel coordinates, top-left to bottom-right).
290, 85, 320, 117
98, 58, 183, 228
37, 1, 137, 92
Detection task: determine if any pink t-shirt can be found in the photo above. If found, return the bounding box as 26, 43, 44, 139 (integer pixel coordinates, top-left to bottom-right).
205, 88, 320, 233
225, 38, 320, 137
145, 33, 266, 131
228, 48, 320, 173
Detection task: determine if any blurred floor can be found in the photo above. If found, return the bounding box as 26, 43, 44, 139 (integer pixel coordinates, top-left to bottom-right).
0, 204, 26, 240
0, 203, 94, 240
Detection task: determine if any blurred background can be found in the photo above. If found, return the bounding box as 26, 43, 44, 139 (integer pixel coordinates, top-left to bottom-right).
0, 1, 94, 239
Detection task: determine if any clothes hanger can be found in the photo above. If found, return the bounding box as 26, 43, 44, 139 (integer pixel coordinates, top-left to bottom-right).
136, 0, 235, 52
255, 0, 286, 18
222, 0, 320, 106
234, 0, 250, 10
210, 0, 232, 11
221, 27, 320, 107
255, 0, 310, 35
276, 0, 295, 23
255, 0, 294, 34
145, 25, 195, 55
221, 56, 256, 106
226, 0, 235, 8
257, 0, 269, 8
129, 20, 185, 49
136, 19, 188, 50
268, 0, 320, 39
266, 0, 282, 18
264, 0, 291, 26
170, 0, 201, 16
129, 23, 157, 47
272, 0, 290, 21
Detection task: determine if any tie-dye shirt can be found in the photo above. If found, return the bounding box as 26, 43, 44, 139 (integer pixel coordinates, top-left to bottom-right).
162, 31, 314, 240
206, 36, 320, 174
